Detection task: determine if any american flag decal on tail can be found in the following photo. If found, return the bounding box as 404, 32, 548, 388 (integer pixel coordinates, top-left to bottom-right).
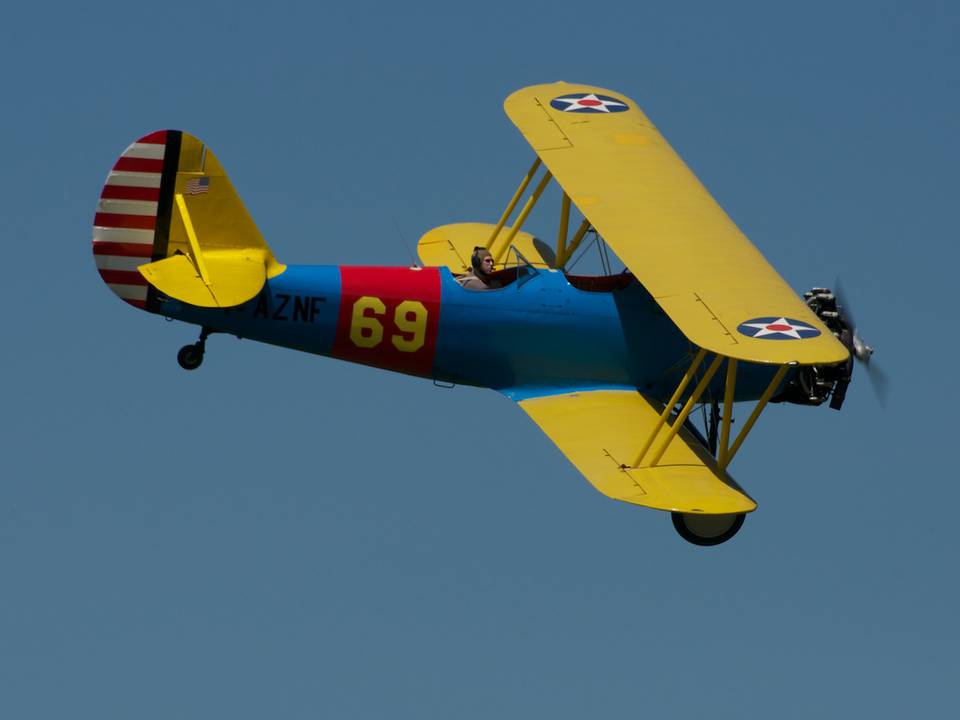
184, 177, 209, 195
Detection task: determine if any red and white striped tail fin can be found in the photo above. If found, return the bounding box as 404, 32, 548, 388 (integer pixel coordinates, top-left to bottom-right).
92, 130, 169, 309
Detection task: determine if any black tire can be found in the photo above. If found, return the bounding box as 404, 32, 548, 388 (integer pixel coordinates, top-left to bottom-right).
177, 343, 204, 370
671, 512, 745, 546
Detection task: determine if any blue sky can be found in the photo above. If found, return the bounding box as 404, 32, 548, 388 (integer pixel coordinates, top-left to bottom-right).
2, 1, 957, 717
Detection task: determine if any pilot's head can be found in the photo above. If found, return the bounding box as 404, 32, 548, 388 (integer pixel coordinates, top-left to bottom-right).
471, 246, 495, 279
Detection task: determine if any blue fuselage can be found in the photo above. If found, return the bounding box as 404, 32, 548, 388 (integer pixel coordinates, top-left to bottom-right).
161, 265, 783, 402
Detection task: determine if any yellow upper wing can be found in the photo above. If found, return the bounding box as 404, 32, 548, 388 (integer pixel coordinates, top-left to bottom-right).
504, 83, 848, 366
517, 389, 756, 514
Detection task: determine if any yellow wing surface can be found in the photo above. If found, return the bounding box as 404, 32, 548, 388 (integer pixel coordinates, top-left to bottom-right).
418, 222, 553, 272
517, 389, 756, 514
504, 83, 849, 366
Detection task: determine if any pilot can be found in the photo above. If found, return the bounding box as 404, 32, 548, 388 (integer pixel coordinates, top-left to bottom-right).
456, 246, 501, 290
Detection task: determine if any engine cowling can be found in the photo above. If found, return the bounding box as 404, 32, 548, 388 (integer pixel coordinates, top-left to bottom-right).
772, 288, 854, 410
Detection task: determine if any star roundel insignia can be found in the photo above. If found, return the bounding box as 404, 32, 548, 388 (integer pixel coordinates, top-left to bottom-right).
737, 317, 822, 340
550, 92, 629, 113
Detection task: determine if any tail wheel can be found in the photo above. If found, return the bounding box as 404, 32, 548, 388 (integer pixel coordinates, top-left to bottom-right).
671, 512, 745, 546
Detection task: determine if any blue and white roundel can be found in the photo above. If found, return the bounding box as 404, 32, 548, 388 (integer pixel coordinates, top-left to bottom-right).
550, 93, 629, 113
737, 317, 821, 340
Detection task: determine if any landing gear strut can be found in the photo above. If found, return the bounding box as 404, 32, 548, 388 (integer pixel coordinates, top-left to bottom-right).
177, 327, 212, 371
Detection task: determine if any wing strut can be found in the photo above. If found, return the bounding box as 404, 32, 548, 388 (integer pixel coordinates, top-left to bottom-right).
557, 193, 570, 262
627, 350, 796, 471
485, 157, 540, 251
717, 358, 738, 467
647, 354, 725, 467
631, 348, 708, 467
718, 363, 792, 470
487, 157, 552, 263
556, 218, 590, 269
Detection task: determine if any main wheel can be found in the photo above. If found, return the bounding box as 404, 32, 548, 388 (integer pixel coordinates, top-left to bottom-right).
671, 512, 745, 546
177, 343, 204, 370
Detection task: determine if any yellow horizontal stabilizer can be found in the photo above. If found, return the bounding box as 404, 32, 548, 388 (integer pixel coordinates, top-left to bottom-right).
153, 132, 285, 304
517, 389, 756, 514
505, 83, 849, 367
138, 248, 268, 308
418, 223, 553, 272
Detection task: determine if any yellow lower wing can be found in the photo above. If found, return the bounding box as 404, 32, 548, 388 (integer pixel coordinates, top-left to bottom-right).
518, 389, 756, 514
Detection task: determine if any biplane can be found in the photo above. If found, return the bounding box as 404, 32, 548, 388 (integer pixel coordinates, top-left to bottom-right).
91, 82, 878, 546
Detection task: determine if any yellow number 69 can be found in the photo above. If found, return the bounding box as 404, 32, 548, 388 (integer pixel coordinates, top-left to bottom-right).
349, 297, 428, 352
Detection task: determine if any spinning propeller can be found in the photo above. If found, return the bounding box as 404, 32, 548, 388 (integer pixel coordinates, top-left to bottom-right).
834, 281, 888, 408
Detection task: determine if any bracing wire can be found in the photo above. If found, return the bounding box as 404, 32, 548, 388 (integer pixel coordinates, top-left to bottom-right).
599, 237, 612, 276
565, 231, 598, 272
